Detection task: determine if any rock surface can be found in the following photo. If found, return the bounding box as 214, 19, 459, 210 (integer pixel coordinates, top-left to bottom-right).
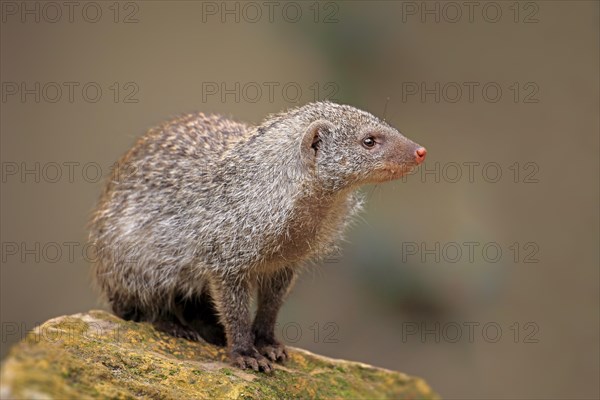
1, 310, 438, 399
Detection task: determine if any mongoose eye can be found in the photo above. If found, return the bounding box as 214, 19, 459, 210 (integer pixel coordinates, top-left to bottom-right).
362, 137, 376, 148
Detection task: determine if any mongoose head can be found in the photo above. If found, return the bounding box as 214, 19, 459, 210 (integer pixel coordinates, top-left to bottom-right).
298, 102, 426, 190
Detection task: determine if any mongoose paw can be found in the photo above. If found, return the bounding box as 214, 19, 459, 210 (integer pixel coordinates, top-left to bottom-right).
230, 349, 273, 373
255, 342, 288, 363
153, 320, 202, 342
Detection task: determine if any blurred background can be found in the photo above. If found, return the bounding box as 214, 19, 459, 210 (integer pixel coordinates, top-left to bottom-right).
1, 1, 598, 398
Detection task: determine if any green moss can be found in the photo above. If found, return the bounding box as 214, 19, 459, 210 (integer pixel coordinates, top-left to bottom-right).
1, 311, 439, 399
221, 368, 234, 376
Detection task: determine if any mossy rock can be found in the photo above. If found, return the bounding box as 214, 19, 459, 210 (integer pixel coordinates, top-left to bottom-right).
0, 310, 438, 399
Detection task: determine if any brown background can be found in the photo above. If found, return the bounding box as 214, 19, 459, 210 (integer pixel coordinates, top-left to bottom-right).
1, 1, 598, 398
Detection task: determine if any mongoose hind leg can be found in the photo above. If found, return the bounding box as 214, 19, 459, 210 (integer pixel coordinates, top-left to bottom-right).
111, 294, 145, 322
110, 294, 203, 341
152, 309, 203, 342
253, 267, 296, 363
182, 289, 227, 347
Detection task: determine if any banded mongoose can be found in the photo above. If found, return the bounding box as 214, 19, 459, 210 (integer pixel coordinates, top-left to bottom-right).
89, 101, 427, 372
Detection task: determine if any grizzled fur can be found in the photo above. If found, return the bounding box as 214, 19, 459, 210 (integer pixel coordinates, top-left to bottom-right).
89, 101, 424, 372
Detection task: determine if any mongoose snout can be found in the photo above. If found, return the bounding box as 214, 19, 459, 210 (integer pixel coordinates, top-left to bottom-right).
359, 129, 427, 183
89, 101, 426, 373
415, 146, 427, 164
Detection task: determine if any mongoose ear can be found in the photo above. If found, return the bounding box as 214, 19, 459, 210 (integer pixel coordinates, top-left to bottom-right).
300, 120, 335, 167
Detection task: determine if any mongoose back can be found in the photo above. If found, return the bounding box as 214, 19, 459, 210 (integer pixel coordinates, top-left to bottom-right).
89, 101, 427, 372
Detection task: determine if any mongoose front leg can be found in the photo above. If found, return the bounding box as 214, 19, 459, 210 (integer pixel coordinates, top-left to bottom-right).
209, 273, 272, 373
253, 267, 296, 363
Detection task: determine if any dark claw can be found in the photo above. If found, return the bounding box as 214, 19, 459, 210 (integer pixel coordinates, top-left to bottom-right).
230, 349, 273, 373
255, 341, 288, 363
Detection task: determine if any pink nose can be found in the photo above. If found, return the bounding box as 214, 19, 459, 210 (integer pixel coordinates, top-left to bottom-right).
415, 147, 427, 164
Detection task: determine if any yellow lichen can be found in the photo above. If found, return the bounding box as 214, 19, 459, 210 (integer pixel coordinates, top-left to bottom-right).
1, 311, 439, 400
